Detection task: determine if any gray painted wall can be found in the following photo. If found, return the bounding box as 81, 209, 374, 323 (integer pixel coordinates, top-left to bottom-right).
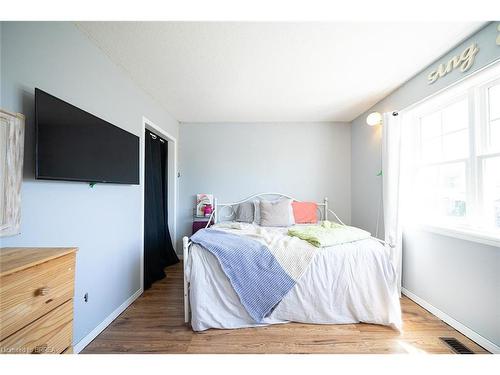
178, 122, 351, 244
0, 22, 179, 345
351, 22, 500, 347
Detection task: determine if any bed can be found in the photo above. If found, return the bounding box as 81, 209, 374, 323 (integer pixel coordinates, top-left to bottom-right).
183, 193, 402, 332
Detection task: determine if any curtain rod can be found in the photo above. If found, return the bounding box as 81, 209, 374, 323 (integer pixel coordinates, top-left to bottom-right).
149, 132, 165, 143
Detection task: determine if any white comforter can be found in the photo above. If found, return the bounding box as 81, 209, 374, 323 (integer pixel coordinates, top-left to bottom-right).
186, 223, 402, 332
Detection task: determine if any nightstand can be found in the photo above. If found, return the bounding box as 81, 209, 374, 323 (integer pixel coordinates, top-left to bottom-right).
192, 215, 213, 235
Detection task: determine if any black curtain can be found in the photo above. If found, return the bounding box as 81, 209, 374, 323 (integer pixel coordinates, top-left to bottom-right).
144, 130, 179, 289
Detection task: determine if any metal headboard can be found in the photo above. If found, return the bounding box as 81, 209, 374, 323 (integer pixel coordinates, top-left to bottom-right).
212, 192, 330, 224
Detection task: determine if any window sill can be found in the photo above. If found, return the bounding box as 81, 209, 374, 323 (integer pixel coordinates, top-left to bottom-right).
418, 224, 500, 248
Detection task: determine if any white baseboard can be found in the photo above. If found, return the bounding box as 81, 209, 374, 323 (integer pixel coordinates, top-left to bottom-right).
402, 287, 499, 354
73, 288, 143, 353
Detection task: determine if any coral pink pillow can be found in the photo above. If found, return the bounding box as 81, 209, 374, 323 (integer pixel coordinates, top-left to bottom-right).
292, 202, 318, 224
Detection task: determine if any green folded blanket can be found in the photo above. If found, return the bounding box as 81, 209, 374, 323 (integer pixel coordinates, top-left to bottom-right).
288, 221, 371, 248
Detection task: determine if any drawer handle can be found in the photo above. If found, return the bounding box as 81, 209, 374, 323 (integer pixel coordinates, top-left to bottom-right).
32, 344, 48, 354
36, 287, 50, 296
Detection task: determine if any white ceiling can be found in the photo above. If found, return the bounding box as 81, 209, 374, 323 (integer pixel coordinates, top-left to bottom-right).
77, 22, 485, 123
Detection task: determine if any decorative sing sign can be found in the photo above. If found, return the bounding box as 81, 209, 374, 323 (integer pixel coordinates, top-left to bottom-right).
427, 43, 479, 84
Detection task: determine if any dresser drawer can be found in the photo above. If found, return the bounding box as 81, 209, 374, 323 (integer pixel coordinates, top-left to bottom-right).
0, 299, 73, 354
0, 253, 75, 340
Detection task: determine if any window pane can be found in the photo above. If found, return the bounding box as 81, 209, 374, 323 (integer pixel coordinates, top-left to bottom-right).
421, 137, 442, 163
483, 157, 500, 229
416, 165, 440, 216
489, 118, 500, 151
416, 162, 467, 220
443, 129, 469, 160
442, 99, 468, 133
439, 163, 467, 217
420, 112, 441, 139
420, 99, 470, 163
488, 83, 500, 120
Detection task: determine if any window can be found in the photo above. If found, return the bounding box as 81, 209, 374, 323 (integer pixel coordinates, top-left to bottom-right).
482, 79, 500, 231
487, 82, 500, 152
404, 63, 500, 242
416, 97, 469, 225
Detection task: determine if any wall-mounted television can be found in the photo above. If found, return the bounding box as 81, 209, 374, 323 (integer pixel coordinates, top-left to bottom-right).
35, 88, 139, 184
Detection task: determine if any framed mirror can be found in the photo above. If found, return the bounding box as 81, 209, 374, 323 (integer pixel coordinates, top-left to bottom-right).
0, 109, 25, 237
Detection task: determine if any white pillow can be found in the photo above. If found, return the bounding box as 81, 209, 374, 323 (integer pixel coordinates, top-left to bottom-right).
253, 200, 261, 224
259, 198, 295, 227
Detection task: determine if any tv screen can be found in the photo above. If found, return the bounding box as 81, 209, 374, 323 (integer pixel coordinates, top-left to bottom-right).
35, 88, 139, 184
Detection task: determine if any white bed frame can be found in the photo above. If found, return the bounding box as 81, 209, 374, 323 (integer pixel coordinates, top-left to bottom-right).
182, 192, 387, 324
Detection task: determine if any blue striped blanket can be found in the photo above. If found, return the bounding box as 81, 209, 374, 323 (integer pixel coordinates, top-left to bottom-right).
191, 228, 312, 323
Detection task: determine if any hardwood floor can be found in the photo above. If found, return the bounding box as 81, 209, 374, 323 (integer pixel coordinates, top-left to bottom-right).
82, 262, 488, 354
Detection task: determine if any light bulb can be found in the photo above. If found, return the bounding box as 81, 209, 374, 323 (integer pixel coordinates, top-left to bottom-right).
366, 112, 382, 126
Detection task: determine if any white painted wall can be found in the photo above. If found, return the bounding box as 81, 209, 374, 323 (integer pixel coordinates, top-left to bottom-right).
0, 22, 179, 345
178, 122, 351, 250
351, 22, 500, 349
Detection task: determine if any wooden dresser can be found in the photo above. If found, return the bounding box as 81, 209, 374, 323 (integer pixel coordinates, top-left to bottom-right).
0, 247, 77, 354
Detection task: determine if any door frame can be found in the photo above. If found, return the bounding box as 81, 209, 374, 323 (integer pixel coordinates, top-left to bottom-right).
140, 116, 178, 292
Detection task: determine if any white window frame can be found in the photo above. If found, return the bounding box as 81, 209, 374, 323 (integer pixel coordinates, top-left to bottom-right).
403, 61, 500, 247
480, 77, 500, 154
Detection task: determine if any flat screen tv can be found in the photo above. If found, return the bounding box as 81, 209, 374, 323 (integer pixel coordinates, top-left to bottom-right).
35, 88, 139, 184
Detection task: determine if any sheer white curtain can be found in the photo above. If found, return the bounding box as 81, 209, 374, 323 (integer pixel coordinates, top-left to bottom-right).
382, 112, 403, 295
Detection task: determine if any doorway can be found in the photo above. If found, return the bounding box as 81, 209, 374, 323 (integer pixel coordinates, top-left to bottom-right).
142, 118, 179, 290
